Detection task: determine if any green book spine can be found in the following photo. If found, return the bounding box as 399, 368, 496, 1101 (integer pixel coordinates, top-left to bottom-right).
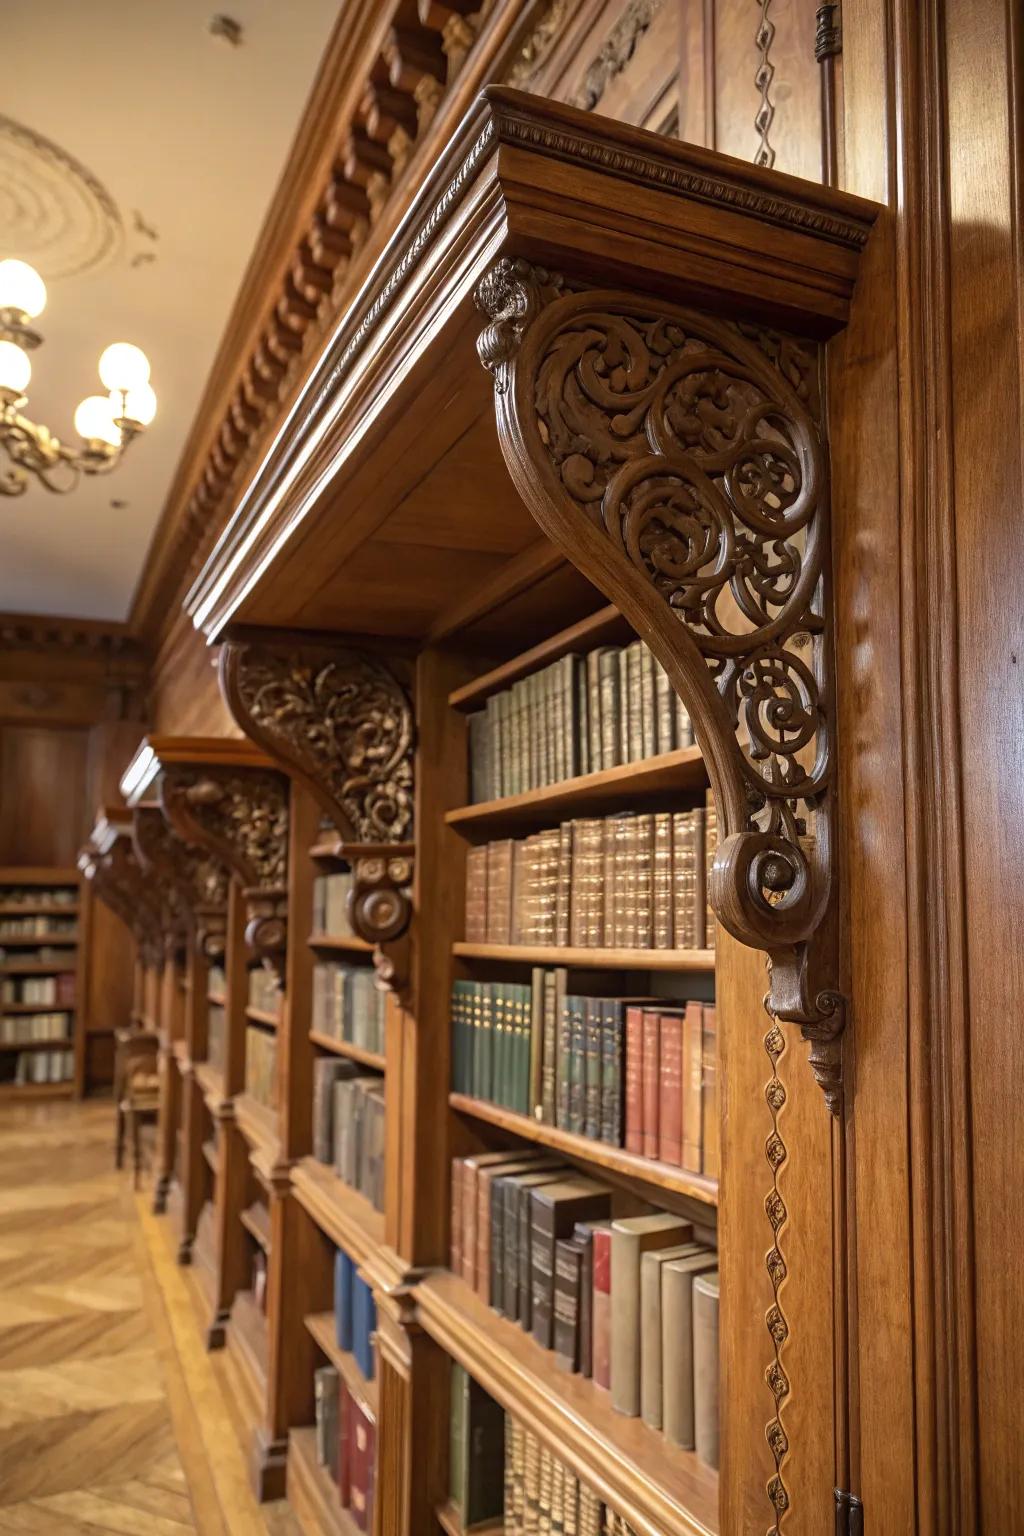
470, 981, 482, 1099
584, 999, 603, 1140
529, 967, 545, 1120
568, 995, 587, 1135
556, 989, 573, 1131
450, 1361, 467, 1508
481, 983, 495, 1104
600, 1000, 624, 1145
515, 983, 531, 1116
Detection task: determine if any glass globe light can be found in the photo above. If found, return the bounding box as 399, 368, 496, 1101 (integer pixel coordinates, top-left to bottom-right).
0, 259, 47, 319
98, 342, 150, 393
74, 394, 121, 447
111, 381, 156, 427
0, 340, 31, 396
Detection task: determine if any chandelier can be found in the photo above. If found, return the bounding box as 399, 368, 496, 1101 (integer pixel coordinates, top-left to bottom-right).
0, 258, 157, 496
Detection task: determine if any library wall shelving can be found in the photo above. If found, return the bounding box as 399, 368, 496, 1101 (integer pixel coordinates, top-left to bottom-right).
0, 865, 86, 1099
85, 87, 881, 1536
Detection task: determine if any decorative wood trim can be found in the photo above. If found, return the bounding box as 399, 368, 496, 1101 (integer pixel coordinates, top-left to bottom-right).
79, 810, 164, 970
159, 765, 291, 980
218, 635, 417, 1001
129, 801, 230, 963
476, 261, 848, 1111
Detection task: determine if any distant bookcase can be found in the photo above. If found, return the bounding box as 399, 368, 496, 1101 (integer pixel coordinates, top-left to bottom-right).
0, 866, 86, 1099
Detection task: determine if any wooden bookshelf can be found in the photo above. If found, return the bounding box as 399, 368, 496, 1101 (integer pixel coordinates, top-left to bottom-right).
0, 1079, 74, 1101
0, 1001, 75, 1015
241, 1201, 272, 1252
287, 1426, 361, 1536
0, 933, 78, 948
0, 868, 84, 1099
0, 1038, 74, 1054
0, 902, 79, 917
245, 1006, 280, 1029
453, 942, 716, 973
208, 990, 226, 1007
448, 604, 627, 711
291, 1156, 386, 1269
202, 1137, 218, 1171
417, 1269, 717, 1536
448, 1093, 718, 1210
308, 933, 373, 955
309, 1031, 386, 1072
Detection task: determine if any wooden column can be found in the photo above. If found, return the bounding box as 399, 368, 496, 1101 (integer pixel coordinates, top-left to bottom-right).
209, 880, 251, 1348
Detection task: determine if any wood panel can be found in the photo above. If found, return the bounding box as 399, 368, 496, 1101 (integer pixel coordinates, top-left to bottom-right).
150, 613, 240, 739
0, 727, 90, 866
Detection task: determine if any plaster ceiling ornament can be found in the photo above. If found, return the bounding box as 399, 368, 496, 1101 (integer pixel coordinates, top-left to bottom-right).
0, 115, 124, 280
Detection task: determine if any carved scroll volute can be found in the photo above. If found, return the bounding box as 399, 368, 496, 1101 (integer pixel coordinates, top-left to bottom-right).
218, 640, 417, 1003
159, 766, 290, 982
477, 261, 845, 1112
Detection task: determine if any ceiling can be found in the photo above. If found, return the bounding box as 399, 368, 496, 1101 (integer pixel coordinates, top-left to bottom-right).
0, 0, 339, 621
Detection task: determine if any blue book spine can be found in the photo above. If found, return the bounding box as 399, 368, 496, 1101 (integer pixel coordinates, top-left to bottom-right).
334, 1249, 354, 1352
352, 1272, 377, 1381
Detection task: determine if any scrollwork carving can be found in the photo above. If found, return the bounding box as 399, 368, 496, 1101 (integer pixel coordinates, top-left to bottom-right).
219, 641, 414, 845
477, 267, 847, 1111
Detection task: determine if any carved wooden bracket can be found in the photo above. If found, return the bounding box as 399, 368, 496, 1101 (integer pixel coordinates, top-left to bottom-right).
159, 764, 290, 982
81, 834, 165, 971
477, 260, 846, 1112
130, 803, 230, 963
218, 637, 417, 1002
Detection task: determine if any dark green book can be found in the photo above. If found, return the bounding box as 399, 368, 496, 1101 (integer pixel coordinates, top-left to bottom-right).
480, 983, 494, 1103
450, 1362, 505, 1523
513, 982, 531, 1116
584, 998, 603, 1140
567, 994, 588, 1135
491, 982, 507, 1109
600, 999, 625, 1145
541, 968, 561, 1126
556, 989, 574, 1130
498, 1163, 565, 1320
529, 967, 545, 1120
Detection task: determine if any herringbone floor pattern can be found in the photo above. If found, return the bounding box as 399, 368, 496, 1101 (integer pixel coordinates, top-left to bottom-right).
0, 1100, 297, 1535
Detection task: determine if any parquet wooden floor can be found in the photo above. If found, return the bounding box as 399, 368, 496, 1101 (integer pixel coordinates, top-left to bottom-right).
0, 1100, 299, 1536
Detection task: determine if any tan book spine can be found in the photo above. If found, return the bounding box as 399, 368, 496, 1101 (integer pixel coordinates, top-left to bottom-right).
633, 814, 654, 949
512, 1417, 526, 1530
601, 819, 616, 949
555, 822, 573, 947
693, 1270, 720, 1469
450, 1157, 464, 1276
652, 812, 673, 948
524, 1428, 541, 1536
622, 816, 639, 949
539, 828, 561, 946
704, 792, 717, 951
538, 1442, 553, 1536
578, 1485, 603, 1536
610, 1216, 693, 1415
568, 821, 586, 948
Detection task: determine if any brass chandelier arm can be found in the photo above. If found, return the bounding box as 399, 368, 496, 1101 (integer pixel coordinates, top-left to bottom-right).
0, 401, 137, 496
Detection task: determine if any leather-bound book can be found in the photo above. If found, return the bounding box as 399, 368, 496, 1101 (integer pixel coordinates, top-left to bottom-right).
600, 999, 624, 1146
450, 1362, 505, 1524
352, 1271, 376, 1380
481, 1154, 555, 1306
592, 1224, 613, 1389
574, 653, 589, 778
556, 987, 573, 1131
529, 967, 545, 1120
575, 1218, 609, 1378
450, 1157, 465, 1276
553, 1234, 587, 1371
567, 993, 587, 1135
335, 1247, 354, 1350
610, 1214, 693, 1415
538, 826, 561, 945
578, 1483, 603, 1536
641, 1009, 660, 1159
658, 1010, 684, 1167
465, 845, 489, 942
704, 792, 717, 951
468, 709, 489, 803
692, 1269, 720, 1468
313, 1057, 355, 1164
461, 1151, 542, 1290
541, 968, 564, 1126
338, 1380, 352, 1501
511, 840, 529, 946
598, 647, 622, 769
587, 648, 610, 770
625, 640, 645, 762
701, 1005, 720, 1180
584, 998, 603, 1140
486, 838, 514, 943
633, 813, 655, 949
555, 822, 574, 946
347, 1391, 376, 1530
662, 1249, 719, 1447
530, 1179, 612, 1350
611, 814, 631, 947
314, 1365, 340, 1475
640, 643, 657, 759
617, 649, 631, 766
621, 815, 639, 949
639, 1242, 701, 1429
652, 812, 673, 949
682, 1002, 705, 1174
624, 1005, 645, 1155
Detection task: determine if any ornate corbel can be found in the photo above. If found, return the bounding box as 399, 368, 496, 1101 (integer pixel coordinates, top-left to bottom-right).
159, 765, 290, 982
218, 638, 416, 1002
81, 835, 165, 971
477, 259, 846, 1112
131, 803, 230, 964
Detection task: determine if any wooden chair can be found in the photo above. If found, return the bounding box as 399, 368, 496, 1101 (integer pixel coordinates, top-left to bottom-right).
114, 1028, 159, 1184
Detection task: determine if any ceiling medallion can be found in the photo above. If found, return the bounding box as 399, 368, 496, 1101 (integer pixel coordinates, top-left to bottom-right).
0, 115, 124, 281
0, 259, 157, 496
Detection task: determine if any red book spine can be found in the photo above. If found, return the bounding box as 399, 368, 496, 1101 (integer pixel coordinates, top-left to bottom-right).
338, 1381, 352, 1502
349, 1397, 376, 1531
592, 1226, 612, 1390
682, 1002, 704, 1174
641, 1009, 661, 1159
624, 1006, 644, 1155
658, 1013, 683, 1166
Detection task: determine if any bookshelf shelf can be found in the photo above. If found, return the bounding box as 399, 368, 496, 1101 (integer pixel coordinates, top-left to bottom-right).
241, 1201, 272, 1252
0, 961, 78, 976
448, 604, 627, 711
235, 1092, 279, 1161
305, 1310, 380, 1421
0, 933, 78, 948
0, 1079, 74, 1101
308, 933, 373, 954
202, 1137, 218, 1172
0, 1002, 74, 1015
245, 1006, 280, 1029
445, 747, 707, 834
448, 1093, 718, 1210
0, 1038, 74, 1054
207, 990, 226, 1007
416, 1270, 718, 1536
287, 1425, 361, 1536
452, 942, 716, 973
0, 902, 78, 917
195, 1060, 225, 1108
231, 1287, 269, 1398
435, 1500, 504, 1536
291, 1155, 385, 1269
309, 1030, 386, 1072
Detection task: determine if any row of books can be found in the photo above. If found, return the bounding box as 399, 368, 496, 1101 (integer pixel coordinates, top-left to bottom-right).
0, 947, 78, 968
451, 976, 719, 1178
312, 870, 355, 938
465, 803, 716, 952
334, 1245, 376, 1382
208, 964, 226, 997
450, 1152, 719, 1464
450, 1379, 633, 1536
0, 886, 76, 908
0, 972, 76, 1003
11, 1048, 75, 1085
248, 967, 281, 1017
311, 962, 385, 1056
313, 1366, 375, 1530
467, 637, 695, 804
312, 1059, 385, 1212
0, 1011, 72, 1044
0, 916, 77, 938
244, 1025, 277, 1110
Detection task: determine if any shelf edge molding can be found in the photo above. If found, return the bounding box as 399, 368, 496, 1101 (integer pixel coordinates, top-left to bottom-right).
218, 634, 417, 1003
476, 258, 870, 1118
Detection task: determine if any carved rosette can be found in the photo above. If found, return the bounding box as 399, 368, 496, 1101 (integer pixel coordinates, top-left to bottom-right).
218, 640, 417, 1000
160, 766, 290, 981
477, 261, 847, 1111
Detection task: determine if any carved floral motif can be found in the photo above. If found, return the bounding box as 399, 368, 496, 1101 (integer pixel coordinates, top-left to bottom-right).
477, 267, 847, 1111
220, 643, 414, 843
160, 768, 289, 889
